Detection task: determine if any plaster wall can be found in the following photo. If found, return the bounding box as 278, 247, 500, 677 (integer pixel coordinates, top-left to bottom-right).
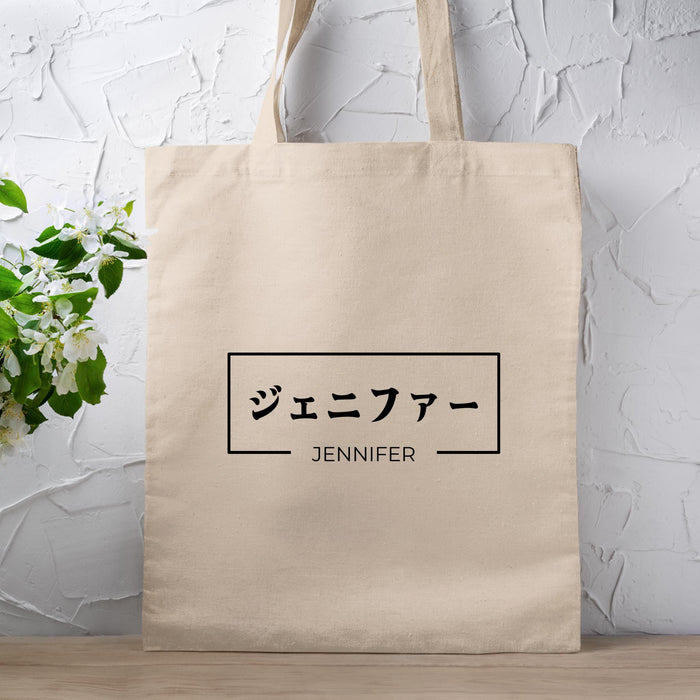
0, 0, 698, 635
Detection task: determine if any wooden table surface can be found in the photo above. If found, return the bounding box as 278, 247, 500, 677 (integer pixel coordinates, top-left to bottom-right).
1, 635, 699, 698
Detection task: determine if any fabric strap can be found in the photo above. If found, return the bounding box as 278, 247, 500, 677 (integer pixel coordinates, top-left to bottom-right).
253, 0, 464, 144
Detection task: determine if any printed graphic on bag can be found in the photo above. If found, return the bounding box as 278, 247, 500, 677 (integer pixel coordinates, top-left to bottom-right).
227, 353, 500, 461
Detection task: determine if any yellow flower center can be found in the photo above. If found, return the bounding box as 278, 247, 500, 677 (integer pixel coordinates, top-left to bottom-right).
73, 330, 89, 348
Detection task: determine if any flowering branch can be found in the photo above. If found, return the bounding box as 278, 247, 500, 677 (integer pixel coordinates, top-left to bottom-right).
0, 176, 147, 453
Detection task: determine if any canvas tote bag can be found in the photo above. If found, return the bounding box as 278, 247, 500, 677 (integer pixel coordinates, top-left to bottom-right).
143, 0, 582, 652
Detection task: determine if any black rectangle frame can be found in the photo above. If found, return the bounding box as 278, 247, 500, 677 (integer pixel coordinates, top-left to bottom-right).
227, 352, 501, 455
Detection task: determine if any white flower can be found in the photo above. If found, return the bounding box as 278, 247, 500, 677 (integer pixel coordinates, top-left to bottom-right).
86, 242, 128, 273
59, 207, 103, 252
53, 361, 78, 395
37, 302, 55, 329
55, 298, 74, 318
1, 346, 20, 377
0, 396, 30, 448
77, 207, 100, 232
61, 312, 78, 327
41, 342, 54, 373
46, 201, 67, 230
22, 328, 49, 352
32, 287, 82, 325
58, 224, 100, 254
21, 328, 55, 373
0, 157, 13, 181
20, 256, 54, 290
42, 277, 92, 296
96, 199, 128, 230
60, 323, 106, 363
0, 373, 10, 392
41, 279, 71, 297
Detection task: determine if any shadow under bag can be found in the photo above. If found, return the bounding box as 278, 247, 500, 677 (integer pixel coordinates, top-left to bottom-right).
143, 0, 582, 652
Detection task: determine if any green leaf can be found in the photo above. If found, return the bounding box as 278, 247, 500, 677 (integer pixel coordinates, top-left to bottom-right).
10, 345, 41, 403
0, 179, 28, 213
37, 225, 61, 242
31, 235, 88, 271
103, 233, 146, 260
0, 307, 18, 342
18, 265, 32, 275
49, 287, 98, 316
98, 257, 123, 298
30, 237, 79, 260
9, 292, 44, 315
23, 405, 47, 434
0, 266, 22, 300
25, 372, 53, 408
54, 244, 89, 272
124, 200, 134, 216
48, 390, 83, 418
66, 272, 93, 283
75, 346, 107, 405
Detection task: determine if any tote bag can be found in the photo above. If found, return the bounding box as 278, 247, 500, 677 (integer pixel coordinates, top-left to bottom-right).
143, 0, 582, 652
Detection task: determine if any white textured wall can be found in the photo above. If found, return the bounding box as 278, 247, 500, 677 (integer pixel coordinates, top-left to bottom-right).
0, 0, 698, 636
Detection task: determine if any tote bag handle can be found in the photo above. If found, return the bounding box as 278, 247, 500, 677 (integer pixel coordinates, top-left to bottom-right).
253, 0, 464, 144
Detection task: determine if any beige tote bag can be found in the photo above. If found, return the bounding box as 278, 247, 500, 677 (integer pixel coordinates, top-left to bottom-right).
143, 0, 582, 652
